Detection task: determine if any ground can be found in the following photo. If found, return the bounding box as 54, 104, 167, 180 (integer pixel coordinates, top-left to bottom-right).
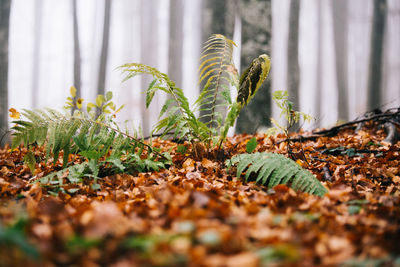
0, 123, 399, 266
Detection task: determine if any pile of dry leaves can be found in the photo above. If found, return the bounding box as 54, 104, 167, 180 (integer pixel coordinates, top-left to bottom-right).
0, 121, 399, 266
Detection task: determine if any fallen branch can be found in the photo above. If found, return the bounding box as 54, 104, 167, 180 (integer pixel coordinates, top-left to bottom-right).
278, 108, 400, 144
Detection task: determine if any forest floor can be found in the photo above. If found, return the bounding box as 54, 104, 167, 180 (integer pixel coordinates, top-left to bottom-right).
0, 122, 399, 267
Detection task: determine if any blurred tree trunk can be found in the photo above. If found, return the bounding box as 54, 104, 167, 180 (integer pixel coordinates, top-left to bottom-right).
315, 0, 322, 127
140, 0, 158, 135
229, 6, 241, 136
200, 0, 232, 127
287, 0, 300, 130
96, 0, 111, 97
72, 0, 81, 113
203, 0, 231, 40
0, 0, 11, 146
31, 0, 42, 108
168, 0, 184, 88
367, 0, 387, 110
332, 0, 349, 121
235, 0, 272, 134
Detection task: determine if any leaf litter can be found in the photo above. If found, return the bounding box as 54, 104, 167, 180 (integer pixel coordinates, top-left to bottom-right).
0, 123, 400, 266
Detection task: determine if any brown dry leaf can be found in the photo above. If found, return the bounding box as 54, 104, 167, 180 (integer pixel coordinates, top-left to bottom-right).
32, 223, 52, 239
202, 158, 217, 169
182, 158, 195, 172
226, 252, 259, 267
84, 201, 133, 239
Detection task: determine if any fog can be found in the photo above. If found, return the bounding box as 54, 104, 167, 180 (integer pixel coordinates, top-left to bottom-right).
6, 0, 400, 135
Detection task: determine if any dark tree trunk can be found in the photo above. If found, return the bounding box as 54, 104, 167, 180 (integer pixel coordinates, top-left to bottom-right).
72, 0, 81, 113
97, 0, 112, 97
168, 0, 184, 88
367, 0, 387, 110
31, 0, 42, 108
0, 0, 11, 146
235, 0, 272, 134
203, 0, 230, 40
332, 0, 349, 121
200, 0, 234, 128
287, 0, 300, 130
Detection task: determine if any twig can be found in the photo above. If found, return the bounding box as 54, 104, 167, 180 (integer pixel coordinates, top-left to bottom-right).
277, 109, 400, 144
313, 110, 400, 135
319, 147, 383, 156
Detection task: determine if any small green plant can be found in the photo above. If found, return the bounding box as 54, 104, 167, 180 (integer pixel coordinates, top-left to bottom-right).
246, 137, 258, 153
226, 152, 327, 196
64, 86, 125, 119
268, 90, 312, 136
267, 90, 313, 158
120, 34, 271, 157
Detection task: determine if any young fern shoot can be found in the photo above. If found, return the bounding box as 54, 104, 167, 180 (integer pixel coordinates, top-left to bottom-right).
218, 54, 271, 146
197, 34, 237, 143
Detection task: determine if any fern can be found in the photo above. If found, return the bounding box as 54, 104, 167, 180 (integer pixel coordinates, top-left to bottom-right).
119, 35, 242, 149
120, 34, 271, 156
38, 149, 170, 190
197, 34, 237, 137
226, 152, 328, 197
119, 63, 209, 143
11, 108, 170, 183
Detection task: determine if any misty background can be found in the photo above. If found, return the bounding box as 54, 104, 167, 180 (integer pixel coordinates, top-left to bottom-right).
1, 0, 399, 145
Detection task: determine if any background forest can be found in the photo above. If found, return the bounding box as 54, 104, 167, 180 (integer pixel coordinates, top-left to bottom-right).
1, 0, 399, 146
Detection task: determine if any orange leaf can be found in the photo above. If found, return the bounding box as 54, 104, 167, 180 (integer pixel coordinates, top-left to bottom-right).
9, 108, 20, 119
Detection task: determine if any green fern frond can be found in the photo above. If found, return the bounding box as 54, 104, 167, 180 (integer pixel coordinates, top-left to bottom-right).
226, 152, 328, 197
120, 63, 192, 118
23, 151, 36, 174
197, 34, 237, 132
10, 108, 163, 168
119, 63, 206, 141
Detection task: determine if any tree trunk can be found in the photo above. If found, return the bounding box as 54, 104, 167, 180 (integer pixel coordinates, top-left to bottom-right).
287, 0, 300, 130
31, 0, 42, 108
200, 0, 234, 128
367, 0, 387, 110
203, 0, 231, 40
97, 0, 112, 97
72, 0, 81, 113
140, 0, 158, 135
235, 0, 272, 134
332, 0, 349, 121
0, 0, 11, 146
168, 0, 184, 88
228, 5, 241, 137
315, 0, 323, 127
